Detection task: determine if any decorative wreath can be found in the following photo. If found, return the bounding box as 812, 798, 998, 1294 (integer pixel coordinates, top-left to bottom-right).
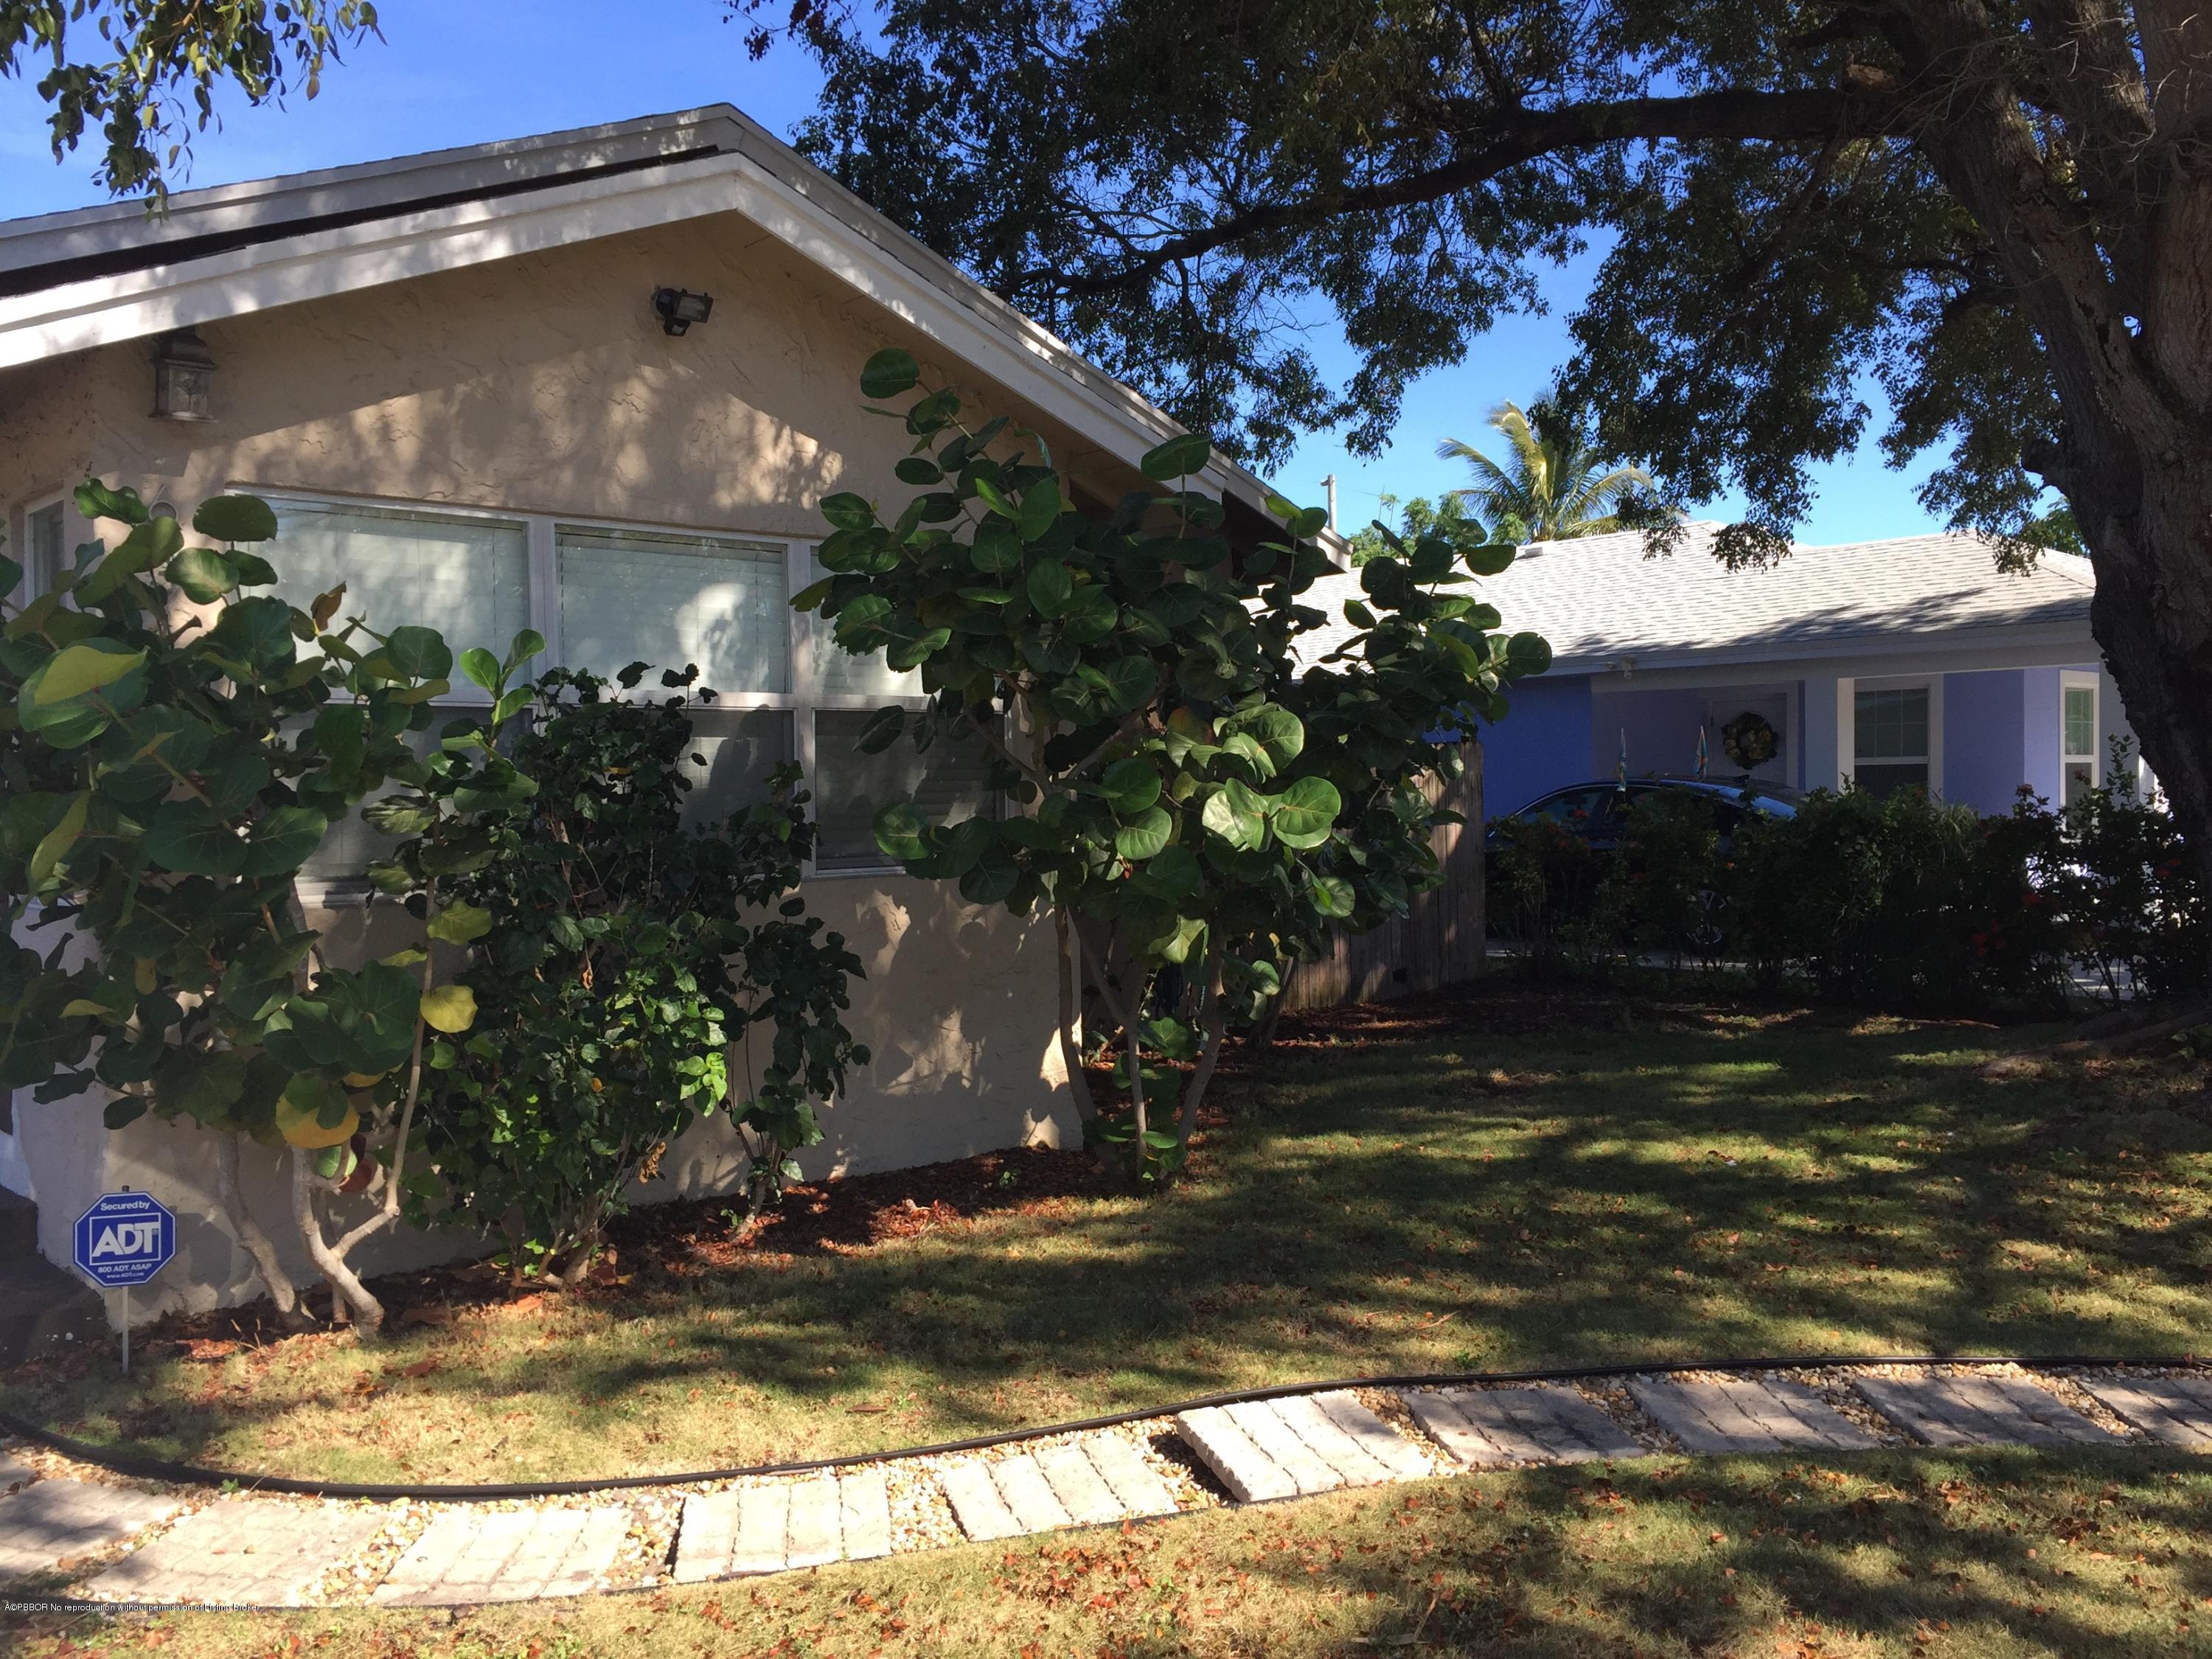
1720, 710, 1780, 770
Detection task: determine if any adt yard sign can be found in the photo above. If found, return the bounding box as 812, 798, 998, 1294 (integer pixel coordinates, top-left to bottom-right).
74, 1191, 175, 1288
74, 1191, 174, 1374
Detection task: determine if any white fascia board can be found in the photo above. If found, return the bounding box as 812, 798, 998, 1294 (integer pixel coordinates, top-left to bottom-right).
1562, 620, 2101, 686
0, 125, 1281, 520
0, 108, 732, 273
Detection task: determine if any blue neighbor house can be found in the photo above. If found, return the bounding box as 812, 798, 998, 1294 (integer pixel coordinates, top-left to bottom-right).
1430, 524, 2138, 818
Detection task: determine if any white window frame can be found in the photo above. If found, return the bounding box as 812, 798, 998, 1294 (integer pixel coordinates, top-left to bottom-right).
2060, 670, 2100, 801
244, 486, 950, 892
1846, 675, 1944, 798
0, 1088, 30, 1199
15, 490, 70, 601
0, 493, 60, 1194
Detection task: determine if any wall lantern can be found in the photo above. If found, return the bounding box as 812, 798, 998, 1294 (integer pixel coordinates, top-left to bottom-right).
652, 288, 714, 336
150, 328, 218, 421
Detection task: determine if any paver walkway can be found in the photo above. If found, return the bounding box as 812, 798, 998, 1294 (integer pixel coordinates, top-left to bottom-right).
373, 1506, 630, 1605
88, 1500, 387, 1605
0, 1479, 185, 1582
673, 1470, 891, 1581
1853, 1374, 2122, 1447
1405, 1385, 1643, 1466
936, 1431, 1181, 1543
1174, 1391, 1428, 1502
2079, 1376, 2212, 1450
1629, 1376, 1879, 1453
4, 1364, 2208, 1607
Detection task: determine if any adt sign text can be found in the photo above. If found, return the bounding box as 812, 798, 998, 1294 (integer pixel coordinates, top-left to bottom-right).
73, 1192, 176, 1289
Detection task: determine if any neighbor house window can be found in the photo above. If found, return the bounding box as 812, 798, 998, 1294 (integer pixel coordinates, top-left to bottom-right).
1852, 686, 1930, 798
2062, 675, 2098, 806
260, 495, 992, 894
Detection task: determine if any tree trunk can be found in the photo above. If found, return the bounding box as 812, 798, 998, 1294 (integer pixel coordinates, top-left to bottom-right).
2066, 446, 2212, 981
1053, 906, 1098, 1121
290, 1150, 385, 1331
1176, 942, 1229, 1152
213, 1132, 310, 1329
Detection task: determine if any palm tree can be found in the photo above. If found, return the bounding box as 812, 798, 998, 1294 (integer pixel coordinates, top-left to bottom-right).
1436, 400, 1653, 541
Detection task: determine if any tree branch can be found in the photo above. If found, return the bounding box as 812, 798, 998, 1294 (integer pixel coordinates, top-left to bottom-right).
1036, 86, 1900, 299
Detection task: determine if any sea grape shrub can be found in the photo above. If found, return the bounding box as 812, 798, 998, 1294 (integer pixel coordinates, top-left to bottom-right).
0, 483, 518, 1329
801, 349, 1551, 1179
380, 664, 866, 1281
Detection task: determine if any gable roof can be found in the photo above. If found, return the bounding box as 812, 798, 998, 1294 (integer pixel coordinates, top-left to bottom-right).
0, 105, 1312, 538
1302, 523, 2096, 674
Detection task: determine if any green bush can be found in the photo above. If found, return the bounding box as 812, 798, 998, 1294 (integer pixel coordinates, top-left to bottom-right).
1604, 788, 1725, 970
0, 485, 491, 1330
1495, 772, 2205, 1018
2048, 745, 2208, 1004
375, 664, 867, 1284
1728, 787, 2071, 1015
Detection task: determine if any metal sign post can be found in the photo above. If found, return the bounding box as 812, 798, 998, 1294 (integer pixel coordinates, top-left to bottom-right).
72, 1189, 176, 1375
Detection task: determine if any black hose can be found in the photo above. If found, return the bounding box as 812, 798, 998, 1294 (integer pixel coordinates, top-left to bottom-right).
1, 1351, 2199, 1503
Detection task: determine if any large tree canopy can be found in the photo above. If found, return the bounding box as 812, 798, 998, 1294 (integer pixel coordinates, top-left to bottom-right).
1, 0, 379, 197
748, 1, 2212, 958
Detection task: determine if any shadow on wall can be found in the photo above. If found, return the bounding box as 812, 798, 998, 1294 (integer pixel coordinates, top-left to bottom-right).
659, 874, 1074, 1197
94, 212, 1034, 538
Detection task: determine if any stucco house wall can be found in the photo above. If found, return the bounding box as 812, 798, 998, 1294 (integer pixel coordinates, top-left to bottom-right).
3, 208, 1106, 1320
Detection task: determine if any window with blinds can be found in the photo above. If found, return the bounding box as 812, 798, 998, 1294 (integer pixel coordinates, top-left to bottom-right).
812, 712, 998, 871
1851, 686, 1931, 799
26, 501, 66, 597
557, 526, 790, 694
2062, 678, 2098, 807
249, 496, 993, 891
268, 500, 532, 653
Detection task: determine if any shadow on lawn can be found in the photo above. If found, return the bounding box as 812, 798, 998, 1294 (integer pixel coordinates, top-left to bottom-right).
1224, 1448, 2209, 1658
12, 984, 2212, 1481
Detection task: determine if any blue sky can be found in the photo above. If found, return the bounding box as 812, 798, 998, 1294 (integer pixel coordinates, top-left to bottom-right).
1, 0, 1942, 544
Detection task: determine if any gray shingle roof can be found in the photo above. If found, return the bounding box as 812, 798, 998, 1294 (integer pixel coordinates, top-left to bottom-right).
1299, 523, 2096, 672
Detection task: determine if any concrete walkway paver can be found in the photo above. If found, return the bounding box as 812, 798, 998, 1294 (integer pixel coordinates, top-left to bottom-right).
1854, 1374, 2121, 1448
1172, 1405, 1301, 1502
373, 1505, 628, 1605
1630, 1377, 1879, 1453
936, 1435, 1185, 1543
0, 1478, 185, 1582
1178, 1395, 1434, 1500
1310, 1391, 1433, 1481
673, 1470, 894, 1582
1033, 1441, 1126, 1526
936, 1460, 1025, 1542
1081, 1435, 1180, 1518
838, 1469, 893, 1562
2076, 1377, 2212, 1450
87, 1499, 386, 1605
1405, 1385, 1644, 1466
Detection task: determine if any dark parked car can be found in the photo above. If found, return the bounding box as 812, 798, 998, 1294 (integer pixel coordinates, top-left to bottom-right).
1485, 776, 1801, 855
1484, 778, 1803, 948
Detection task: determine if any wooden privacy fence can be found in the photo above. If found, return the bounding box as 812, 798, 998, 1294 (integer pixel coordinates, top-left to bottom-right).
1279, 740, 1486, 1012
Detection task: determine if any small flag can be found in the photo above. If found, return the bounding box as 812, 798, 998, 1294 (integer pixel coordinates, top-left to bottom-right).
1696, 725, 1708, 779
1615, 728, 1628, 787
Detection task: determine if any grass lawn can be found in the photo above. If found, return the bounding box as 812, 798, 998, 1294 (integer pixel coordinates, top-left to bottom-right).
10, 1448, 2212, 1657
6, 984, 2211, 1484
